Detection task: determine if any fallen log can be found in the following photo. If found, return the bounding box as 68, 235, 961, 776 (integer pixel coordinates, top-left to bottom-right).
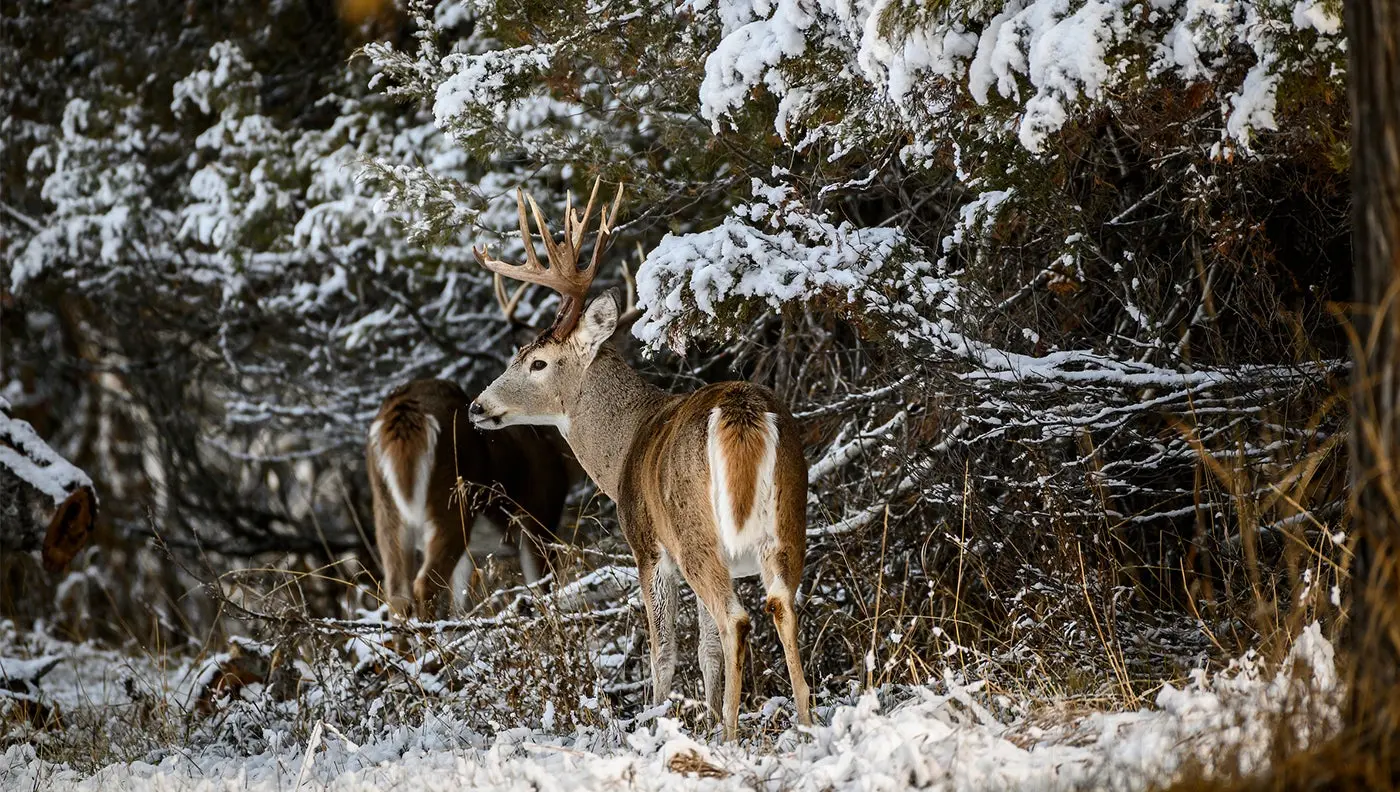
0, 397, 98, 572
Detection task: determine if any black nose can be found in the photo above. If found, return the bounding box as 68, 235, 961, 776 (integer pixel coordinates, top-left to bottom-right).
469, 401, 484, 416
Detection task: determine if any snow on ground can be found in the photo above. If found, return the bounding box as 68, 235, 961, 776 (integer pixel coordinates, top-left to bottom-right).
1, 624, 1337, 792
0, 622, 205, 715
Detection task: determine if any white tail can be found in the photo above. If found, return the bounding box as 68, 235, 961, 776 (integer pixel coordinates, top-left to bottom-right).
707, 408, 780, 579
369, 413, 438, 545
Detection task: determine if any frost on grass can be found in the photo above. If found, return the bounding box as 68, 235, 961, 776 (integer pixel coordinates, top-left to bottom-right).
3, 623, 1340, 791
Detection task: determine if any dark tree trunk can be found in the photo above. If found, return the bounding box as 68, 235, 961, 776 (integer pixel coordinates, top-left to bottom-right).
1346, 0, 1400, 756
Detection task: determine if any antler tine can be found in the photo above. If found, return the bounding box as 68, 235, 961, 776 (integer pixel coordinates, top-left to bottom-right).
606, 180, 624, 231
571, 177, 603, 251
563, 189, 573, 242
494, 271, 508, 314
587, 181, 626, 274
524, 192, 573, 281
516, 187, 545, 271
622, 243, 641, 313
493, 273, 529, 324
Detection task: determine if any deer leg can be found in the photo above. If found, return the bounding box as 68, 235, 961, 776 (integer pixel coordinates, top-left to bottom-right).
649, 553, 679, 707
761, 556, 811, 726
414, 521, 467, 620
635, 549, 678, 708
449, 553, 479, 618
518, 527, 551, 589
429, 490, 479, 617
619, 502, 679, 709
698, 590, 748, 742
371, 481, 414, 620
512, 471, 568, 592
696, 595, 723, 719
681, 544, 749, 741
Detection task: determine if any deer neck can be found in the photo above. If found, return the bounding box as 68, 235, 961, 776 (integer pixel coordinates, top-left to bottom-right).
563, 347, 668, 500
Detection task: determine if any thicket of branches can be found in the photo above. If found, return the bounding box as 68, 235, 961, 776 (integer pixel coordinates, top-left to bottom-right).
1, 0, 1352, 702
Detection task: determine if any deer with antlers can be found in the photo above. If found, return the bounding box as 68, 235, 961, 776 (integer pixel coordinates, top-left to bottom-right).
468, 179, 811, 738
367, 283, 597, 620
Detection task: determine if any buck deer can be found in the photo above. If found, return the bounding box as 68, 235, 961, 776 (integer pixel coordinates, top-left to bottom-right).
367, 286, 588, 620
467, 180, 811, 738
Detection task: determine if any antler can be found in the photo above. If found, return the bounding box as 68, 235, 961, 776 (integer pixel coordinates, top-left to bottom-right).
493, 274, 529, 324
473, 178, 625, 339
614, 243, 644, 327
621, 244, 640, 315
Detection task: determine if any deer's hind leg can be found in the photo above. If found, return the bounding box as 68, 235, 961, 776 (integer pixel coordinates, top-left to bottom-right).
762, 427, 811, 726
671, 513, 749, 741
511, 476, 569, 589
629, 543, 679, 708
648, 552, 680, 707
760, 547, 811, 726
370, 467, 414, 620
416, 496, 472, 620
696, 595, 723, 718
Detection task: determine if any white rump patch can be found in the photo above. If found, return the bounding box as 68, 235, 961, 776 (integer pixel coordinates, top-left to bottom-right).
371, 414, 441, 554
707, 408, 780, 579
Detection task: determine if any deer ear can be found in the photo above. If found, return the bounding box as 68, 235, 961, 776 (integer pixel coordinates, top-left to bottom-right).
575, 288, 620, 364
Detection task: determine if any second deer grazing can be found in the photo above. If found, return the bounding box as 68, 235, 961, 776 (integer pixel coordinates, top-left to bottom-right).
467, 180, 811, 738
368, 379, 577, 619
367, 281, 588, 620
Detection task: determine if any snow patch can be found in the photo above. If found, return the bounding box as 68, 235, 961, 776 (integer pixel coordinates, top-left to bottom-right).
3, 623, 1342, 792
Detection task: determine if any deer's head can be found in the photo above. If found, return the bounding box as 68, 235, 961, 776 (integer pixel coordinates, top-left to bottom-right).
469, 180, 628, 434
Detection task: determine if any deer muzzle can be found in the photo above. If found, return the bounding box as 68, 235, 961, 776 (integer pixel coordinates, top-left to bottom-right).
468, 399, 504, 429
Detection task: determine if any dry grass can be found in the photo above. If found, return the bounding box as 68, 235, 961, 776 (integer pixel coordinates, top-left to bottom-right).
1157, 293, 1400, 791
0, 361, 1368, 784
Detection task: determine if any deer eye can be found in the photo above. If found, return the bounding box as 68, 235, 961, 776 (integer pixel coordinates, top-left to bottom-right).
530, 359, 548, 372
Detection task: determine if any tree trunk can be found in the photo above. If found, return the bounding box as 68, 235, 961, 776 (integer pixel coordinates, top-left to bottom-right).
1346, 0, 1400, 755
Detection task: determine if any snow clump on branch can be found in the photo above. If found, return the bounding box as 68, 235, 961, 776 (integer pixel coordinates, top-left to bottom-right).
634, 179, 960, 351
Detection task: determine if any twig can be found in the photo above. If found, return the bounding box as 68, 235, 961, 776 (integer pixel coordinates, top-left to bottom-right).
794, 374, 917, 420
866, 506, 890, 690
0, 201, 42, 233
294, 720, 325, 790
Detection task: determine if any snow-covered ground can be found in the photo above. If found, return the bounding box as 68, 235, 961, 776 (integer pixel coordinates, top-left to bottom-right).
2, 623, 1338, 792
